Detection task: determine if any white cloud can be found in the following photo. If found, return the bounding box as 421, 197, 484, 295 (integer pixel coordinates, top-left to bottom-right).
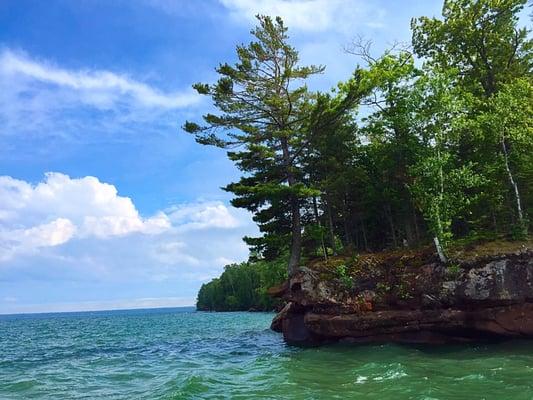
7, 218, 77, 248
0, 172, 169, 250
219, 0, 385, 33
0, 173, 258, 313
152, 241, 201, 265
0, 173, 256, 267
167, 202, 241, 232
0, 49, 199, 109
0, 48, 203, 143
0, 173, 171, 260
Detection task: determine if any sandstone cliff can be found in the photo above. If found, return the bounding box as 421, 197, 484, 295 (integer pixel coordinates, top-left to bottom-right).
271, 241, 533, 346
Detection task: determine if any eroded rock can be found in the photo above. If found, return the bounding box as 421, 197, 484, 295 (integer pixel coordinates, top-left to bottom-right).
272, 246, 533, 346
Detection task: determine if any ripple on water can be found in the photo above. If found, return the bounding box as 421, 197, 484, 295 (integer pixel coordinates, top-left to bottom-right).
3, 310, 533, 399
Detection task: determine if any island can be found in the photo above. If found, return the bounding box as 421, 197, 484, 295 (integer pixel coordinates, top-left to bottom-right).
188, 0, 532, 347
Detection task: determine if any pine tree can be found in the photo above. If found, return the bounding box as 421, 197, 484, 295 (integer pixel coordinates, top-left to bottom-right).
184, 16, 324, 276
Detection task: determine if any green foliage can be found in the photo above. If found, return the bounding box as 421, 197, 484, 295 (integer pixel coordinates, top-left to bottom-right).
447, 263, 462, 280
190, 1, 532, 311
481, 78, 532, 237
412, 0, 531, 97
334, 265, 353, 289
196, 258, 287, 311
184, 15, 330, 275
408, 70, 486, 256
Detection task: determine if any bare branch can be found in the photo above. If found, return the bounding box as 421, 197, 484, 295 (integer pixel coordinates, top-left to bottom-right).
344, 34, 377, 65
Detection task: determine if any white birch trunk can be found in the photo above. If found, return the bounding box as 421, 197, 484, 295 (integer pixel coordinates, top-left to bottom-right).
501, 136, 525, 227
434, 236, 447, 263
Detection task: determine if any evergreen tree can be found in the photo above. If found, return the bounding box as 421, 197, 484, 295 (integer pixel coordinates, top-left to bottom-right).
184, 16, 324, 276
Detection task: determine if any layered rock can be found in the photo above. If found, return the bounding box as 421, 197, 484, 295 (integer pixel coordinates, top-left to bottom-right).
271, 242, 533, 346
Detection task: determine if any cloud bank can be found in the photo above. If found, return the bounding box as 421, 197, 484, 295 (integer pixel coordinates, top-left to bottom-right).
0, 173, 257, 312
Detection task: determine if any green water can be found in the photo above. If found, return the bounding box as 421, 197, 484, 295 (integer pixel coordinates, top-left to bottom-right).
1, 308, 533, 399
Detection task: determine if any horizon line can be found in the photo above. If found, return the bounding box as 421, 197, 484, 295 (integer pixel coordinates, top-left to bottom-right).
0, 304, 197, 317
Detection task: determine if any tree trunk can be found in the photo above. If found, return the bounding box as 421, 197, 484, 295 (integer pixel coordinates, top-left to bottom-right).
325, 197, 337, 255
385, 204, 398, 247
404, 216, 414, 246
313, 196, 328, 261
361, 218, 369, 251
354, 219, 360, 250
491, 207, 499, 233
501, 136, 526, 232
342, 195, 353, 249
281, 138, 302, 276
412, 205, 420, 243
434, 146, 447, 263
434, 236, 447, 263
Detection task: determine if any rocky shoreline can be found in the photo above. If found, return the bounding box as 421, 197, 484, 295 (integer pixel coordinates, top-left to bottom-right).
271, 242, 533, 346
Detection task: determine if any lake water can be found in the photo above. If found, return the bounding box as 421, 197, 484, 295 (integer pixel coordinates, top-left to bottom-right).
2, 308, 533, 399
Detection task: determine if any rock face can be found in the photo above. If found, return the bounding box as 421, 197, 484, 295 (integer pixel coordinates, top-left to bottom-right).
271, 245, 533, 346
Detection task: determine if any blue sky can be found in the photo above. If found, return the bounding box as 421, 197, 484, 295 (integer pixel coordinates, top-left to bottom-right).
0, 0, 445, 314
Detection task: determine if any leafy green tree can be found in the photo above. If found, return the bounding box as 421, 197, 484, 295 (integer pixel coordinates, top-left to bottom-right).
346, 44, 425, 247
301, 87, 364, 254
412, 0, 531, 98
479, 78, 533, 236
411, 0, 532, 239
196, 259, 286, 311
409, 71, 484, 261
184, 16, 323, 276
192, 2, 532, 311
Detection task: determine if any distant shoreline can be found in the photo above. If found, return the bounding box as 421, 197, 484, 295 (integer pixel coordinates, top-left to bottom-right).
0, 305, 196, 317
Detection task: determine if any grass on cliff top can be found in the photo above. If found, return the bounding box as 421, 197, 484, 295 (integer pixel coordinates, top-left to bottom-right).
307, 237, 532, 279
447, 237, 532, 262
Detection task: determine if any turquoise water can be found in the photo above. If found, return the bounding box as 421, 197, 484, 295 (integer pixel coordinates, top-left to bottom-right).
2, 308, 533, 399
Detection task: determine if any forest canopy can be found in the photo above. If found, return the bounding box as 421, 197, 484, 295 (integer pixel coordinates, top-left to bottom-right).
190, 0, 532, 311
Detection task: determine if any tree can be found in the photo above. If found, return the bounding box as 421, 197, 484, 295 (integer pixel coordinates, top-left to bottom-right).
196, 259, 286, 311
479, 78, 533, 236
409, 71, 484, 261
356, 49, 424, 247
301, 85, 365, 255
412, 0, 531, 98
411, 0, 532, 239
184, 16, 324, 276
190, 2, 531, 309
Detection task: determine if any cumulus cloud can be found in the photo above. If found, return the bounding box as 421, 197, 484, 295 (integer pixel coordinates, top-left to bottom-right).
0, 172, 255, 280
0, 173, 253, 262
8, 218, 76, 248
219, 0, 385, 33
0, 172, 169, 245
0, 172, 257, 313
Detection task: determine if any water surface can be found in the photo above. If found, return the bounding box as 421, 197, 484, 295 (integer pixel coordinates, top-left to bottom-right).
1, 308, 533, 399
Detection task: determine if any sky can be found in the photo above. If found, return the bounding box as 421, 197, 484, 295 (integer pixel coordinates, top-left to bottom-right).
0, 0, 445, 314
